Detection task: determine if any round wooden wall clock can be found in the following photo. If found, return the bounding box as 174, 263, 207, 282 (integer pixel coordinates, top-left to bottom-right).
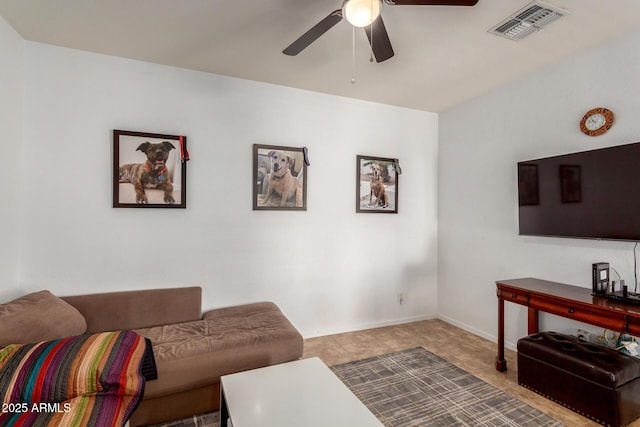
580, 107, 614, 136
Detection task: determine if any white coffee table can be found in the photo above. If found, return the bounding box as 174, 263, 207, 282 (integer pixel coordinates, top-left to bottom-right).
220, 357, 384, 427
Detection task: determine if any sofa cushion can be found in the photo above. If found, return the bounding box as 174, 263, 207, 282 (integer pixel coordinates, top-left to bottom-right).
0, 290, 87, 346
135, 302, 303, 399
62, 287, 202, 333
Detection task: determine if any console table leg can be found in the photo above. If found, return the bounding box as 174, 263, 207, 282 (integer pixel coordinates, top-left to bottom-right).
496, 297, 507, 371
528, 307, 539, 335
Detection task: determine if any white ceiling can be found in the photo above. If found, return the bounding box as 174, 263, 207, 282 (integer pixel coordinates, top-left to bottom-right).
2, 0, 640, 112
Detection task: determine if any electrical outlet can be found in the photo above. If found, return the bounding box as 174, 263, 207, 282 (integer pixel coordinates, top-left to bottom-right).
398, 292, 404, 305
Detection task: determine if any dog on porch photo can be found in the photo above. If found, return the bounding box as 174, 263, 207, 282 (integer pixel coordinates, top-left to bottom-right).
369, 163, 389, 208
119, 141, 176, 204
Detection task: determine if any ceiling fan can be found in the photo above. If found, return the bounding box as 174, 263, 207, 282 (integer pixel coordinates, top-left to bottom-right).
283, 0, 479, 63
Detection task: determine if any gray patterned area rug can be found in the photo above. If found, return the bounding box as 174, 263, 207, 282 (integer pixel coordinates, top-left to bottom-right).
148, 347, 563, 427
331, 347, 564, 427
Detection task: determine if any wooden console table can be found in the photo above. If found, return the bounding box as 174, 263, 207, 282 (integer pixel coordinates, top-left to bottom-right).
495, 277, 640, 371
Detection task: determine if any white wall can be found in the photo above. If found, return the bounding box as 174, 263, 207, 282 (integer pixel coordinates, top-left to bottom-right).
0, 17, 23, 301
17, 42, 438, 337
439, 26, 640, 349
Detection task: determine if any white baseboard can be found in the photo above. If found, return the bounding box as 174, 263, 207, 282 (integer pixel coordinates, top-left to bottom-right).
301, 314, 519, 353
437, 314, 517, 352
302, 313, 438, 339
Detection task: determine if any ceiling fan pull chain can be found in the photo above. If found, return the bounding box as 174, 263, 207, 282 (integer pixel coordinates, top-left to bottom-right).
351, 26, 356, 84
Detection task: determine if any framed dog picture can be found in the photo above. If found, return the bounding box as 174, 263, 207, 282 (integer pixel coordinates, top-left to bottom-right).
356, 155, 399, 214
253, 144, 307, 211
113, 130, 188, 208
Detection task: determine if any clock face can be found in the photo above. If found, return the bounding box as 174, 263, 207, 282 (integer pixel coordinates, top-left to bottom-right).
585, 113, 605, 131
580, 107, 614, 136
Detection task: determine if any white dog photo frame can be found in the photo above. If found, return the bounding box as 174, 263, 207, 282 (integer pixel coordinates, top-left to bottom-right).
356, 155, 399, 214
113, 129, 188, 208
253, 144, 307, 211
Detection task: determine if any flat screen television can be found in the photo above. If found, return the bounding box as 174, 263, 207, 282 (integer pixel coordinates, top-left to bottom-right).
518, 142, 640, 241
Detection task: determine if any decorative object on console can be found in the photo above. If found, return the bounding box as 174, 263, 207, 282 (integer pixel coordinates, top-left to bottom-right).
592, 262, 609, 295
606, 281, 640, 306
579, 107, 614, 136
253, 144, 307, 211
113, 130, 187, 208
356, 155, 399, 213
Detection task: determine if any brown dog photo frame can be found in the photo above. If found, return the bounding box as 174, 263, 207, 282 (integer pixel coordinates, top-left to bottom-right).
253, 144, 307, 211
356, 155, 399, 214
113, 130, 187, 208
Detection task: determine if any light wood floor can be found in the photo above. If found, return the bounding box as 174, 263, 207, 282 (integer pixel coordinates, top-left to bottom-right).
303, 319, 640, 427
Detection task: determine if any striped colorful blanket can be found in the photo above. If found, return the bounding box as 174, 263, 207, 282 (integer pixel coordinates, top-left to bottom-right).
0, 330, 147, 426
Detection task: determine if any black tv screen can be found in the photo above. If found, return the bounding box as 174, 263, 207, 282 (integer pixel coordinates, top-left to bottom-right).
518, 142, 640, 241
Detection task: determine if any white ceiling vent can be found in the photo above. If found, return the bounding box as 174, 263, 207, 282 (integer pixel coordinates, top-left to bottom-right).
489, 1, 569, 41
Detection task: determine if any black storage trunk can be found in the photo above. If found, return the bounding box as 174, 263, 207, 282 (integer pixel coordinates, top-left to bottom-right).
518, 332, 640, 427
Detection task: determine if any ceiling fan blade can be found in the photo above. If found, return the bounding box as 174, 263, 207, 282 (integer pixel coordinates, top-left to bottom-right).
384, 0, 478, 5
364, 15, 394, 63
283, 9, 343, 56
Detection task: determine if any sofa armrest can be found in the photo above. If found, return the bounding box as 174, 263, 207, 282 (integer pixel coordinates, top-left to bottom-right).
62, 287, 202, 333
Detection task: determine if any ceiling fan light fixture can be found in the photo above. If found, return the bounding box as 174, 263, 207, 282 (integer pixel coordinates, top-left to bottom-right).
343, 0, 382, 27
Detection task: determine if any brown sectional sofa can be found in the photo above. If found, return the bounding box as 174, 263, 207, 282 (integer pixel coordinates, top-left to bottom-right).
1, 287, 304, 426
